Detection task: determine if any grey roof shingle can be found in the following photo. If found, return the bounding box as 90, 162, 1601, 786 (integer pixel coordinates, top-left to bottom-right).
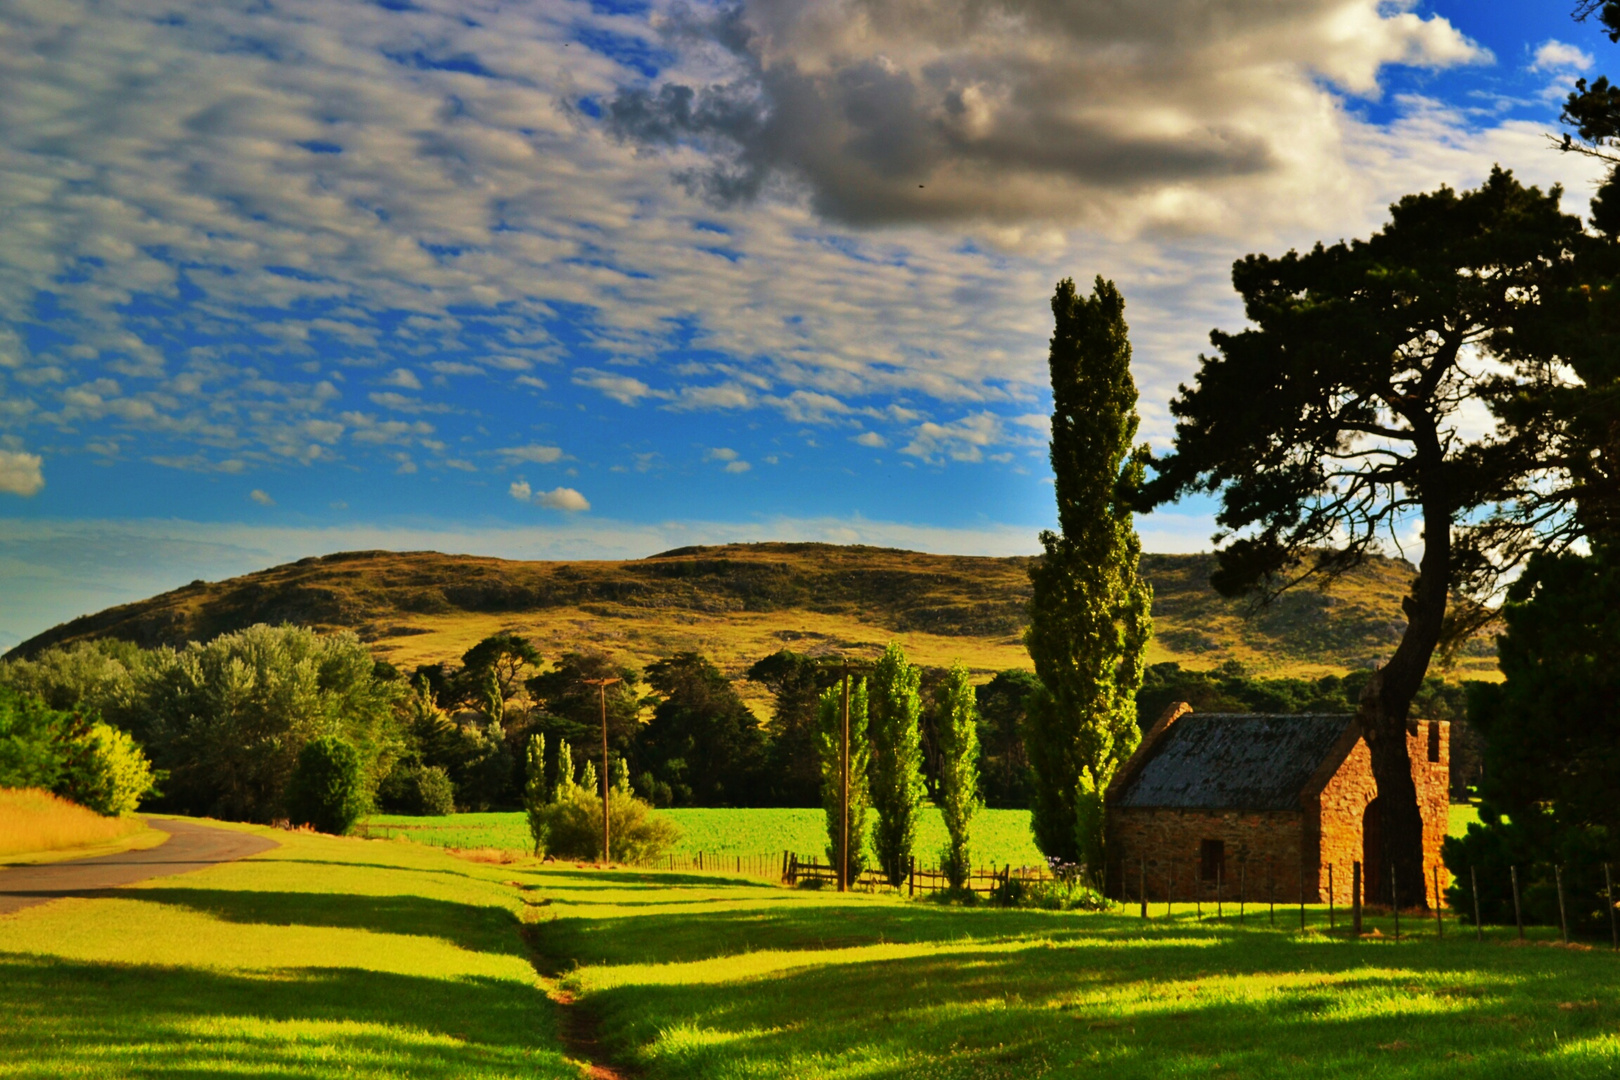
1116, 713, 1353, 811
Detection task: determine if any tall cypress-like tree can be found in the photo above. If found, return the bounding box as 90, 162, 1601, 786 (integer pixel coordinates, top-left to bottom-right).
816, 678, 871, 883
868, 642, 925, 886
1025, 276, 1153, 868
935, 662, 981, 888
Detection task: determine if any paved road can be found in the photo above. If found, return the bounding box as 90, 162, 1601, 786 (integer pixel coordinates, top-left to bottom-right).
0, 818, 280, 916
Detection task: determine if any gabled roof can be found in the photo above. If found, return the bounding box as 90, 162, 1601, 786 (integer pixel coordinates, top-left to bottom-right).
1114, 713, 1355, 811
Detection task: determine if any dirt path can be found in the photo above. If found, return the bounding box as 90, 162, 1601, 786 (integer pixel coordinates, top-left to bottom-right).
0, 818, 280, 916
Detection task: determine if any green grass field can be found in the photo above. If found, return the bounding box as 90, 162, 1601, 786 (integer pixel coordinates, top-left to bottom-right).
363, 806, 1049, 869
8, 810, 1612, 1079
0, 821, 576, 1079
534, 863, 1620, 1078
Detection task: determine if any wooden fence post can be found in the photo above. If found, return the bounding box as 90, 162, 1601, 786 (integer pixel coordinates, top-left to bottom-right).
1140, 857, 1148, 919
1216, 862, 1223, 920
1391, 865, 1400, 943
1352, 861, 1362, 936
1327, 864, 1334, 931
1239, 862, 1245, 924
1556, 865, 1569, 944
1269, 860, 1276, 927
1298, 861, 1306, 932
1167, 858, 1174, 918
1511, 865, 1524, 940
1606, 864, 1617, 951
1434, 865, 1443, 938
1471, 865, 1482, 942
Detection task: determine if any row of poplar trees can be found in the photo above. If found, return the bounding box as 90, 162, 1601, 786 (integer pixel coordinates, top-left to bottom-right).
819, 646, 982, 887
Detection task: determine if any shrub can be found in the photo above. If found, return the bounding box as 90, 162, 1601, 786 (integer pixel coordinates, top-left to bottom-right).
60, 722, 158, 816
0, 687, 157, 816
537, 783, 681, 863
284, 736, 366, 835
377, 762, 456, 815
414, 765, 456, 816
0, 686, 73, 791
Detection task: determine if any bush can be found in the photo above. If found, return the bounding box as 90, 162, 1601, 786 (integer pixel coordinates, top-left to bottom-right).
284, 736, 367, 834
60, 723, 158, 816
0, 687, 157, 816
377, 761, 456, 816
414, 765, 456, 816
537, 784, 681, 863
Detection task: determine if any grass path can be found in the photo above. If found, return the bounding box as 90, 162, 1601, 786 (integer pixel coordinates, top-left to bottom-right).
0, 821, 577, 1079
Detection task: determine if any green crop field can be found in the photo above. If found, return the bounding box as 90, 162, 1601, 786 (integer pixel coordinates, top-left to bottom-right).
363, 804, 1482, 870
4, 814, 1616, 1079
362, 807, 1048, 869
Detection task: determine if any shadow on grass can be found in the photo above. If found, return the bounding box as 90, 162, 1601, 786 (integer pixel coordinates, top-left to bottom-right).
0, 952, 568, 1079
116, 886, 528, 958
567, 920, 1620, 1080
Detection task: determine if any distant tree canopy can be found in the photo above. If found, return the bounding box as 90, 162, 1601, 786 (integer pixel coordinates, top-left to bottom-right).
973, 669, 1037, 809
0, 625, 403, 823
638, 652, 768, 807
747, 649, 838, 807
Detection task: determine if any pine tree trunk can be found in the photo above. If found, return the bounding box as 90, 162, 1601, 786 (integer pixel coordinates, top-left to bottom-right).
1356, 471, 1450, 910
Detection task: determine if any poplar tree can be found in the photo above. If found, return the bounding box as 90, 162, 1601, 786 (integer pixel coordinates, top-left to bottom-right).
935, 662, 981, 888
868, 642, 926, 886
524, 733, 548, 855
1025, 276, 1153, 868
816, 678, 871, 883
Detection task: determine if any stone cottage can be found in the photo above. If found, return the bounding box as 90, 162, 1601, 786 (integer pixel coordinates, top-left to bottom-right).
1103, 703, 1450, 906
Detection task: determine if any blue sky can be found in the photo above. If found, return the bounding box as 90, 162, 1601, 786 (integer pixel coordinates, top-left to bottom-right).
0, 0, 1613, 647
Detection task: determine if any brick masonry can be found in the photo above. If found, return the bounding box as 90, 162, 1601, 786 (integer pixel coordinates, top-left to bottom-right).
1106, 713, 1450, 907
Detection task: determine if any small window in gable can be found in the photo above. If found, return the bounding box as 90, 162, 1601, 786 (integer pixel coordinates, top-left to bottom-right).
1200, 839, 1225, 882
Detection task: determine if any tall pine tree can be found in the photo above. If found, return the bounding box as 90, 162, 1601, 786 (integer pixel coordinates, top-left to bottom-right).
816, 677, 871, 883
1025, 276, 1153, 869
868, 642, 926, 886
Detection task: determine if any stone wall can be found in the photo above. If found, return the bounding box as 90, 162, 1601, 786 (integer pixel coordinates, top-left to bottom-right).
1312, 720, 1451, 907
1107, 807, 1305, 904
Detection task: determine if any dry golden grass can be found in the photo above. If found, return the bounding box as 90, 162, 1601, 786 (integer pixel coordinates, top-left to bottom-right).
11, 542, 1497, 688
0, 788, 146, 859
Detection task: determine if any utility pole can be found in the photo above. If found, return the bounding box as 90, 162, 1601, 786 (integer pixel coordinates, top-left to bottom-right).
583, 676, 621, 867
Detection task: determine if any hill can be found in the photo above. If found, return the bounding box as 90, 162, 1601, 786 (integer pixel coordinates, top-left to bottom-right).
6, 543, 1496, 688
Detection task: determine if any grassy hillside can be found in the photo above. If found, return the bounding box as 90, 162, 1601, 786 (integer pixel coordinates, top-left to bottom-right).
6, 543, 1496, 684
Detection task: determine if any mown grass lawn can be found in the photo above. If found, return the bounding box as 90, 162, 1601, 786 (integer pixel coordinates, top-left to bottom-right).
527, 866, 1620, 1079
0, 820, 575, 1079
6, 814, 1613, 1079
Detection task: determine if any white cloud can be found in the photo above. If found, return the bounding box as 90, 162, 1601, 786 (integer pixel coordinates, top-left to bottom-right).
573, 369, 664, 406
902, 412, 1007, 463
500, 444, 564, 465
0, 450, 44, 496
249, 489, 275, 506
380, 368, 422, 390
0, 0, 1602, 499
535, 486, 591, 512
724, 460, 752, 473
852, 431, 886, 448
705, 447, 740, 461
1531, 40, 1593, 73
509, 480, 532, 501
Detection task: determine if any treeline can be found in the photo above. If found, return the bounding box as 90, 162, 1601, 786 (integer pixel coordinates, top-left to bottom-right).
0, 622, 1482, 827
